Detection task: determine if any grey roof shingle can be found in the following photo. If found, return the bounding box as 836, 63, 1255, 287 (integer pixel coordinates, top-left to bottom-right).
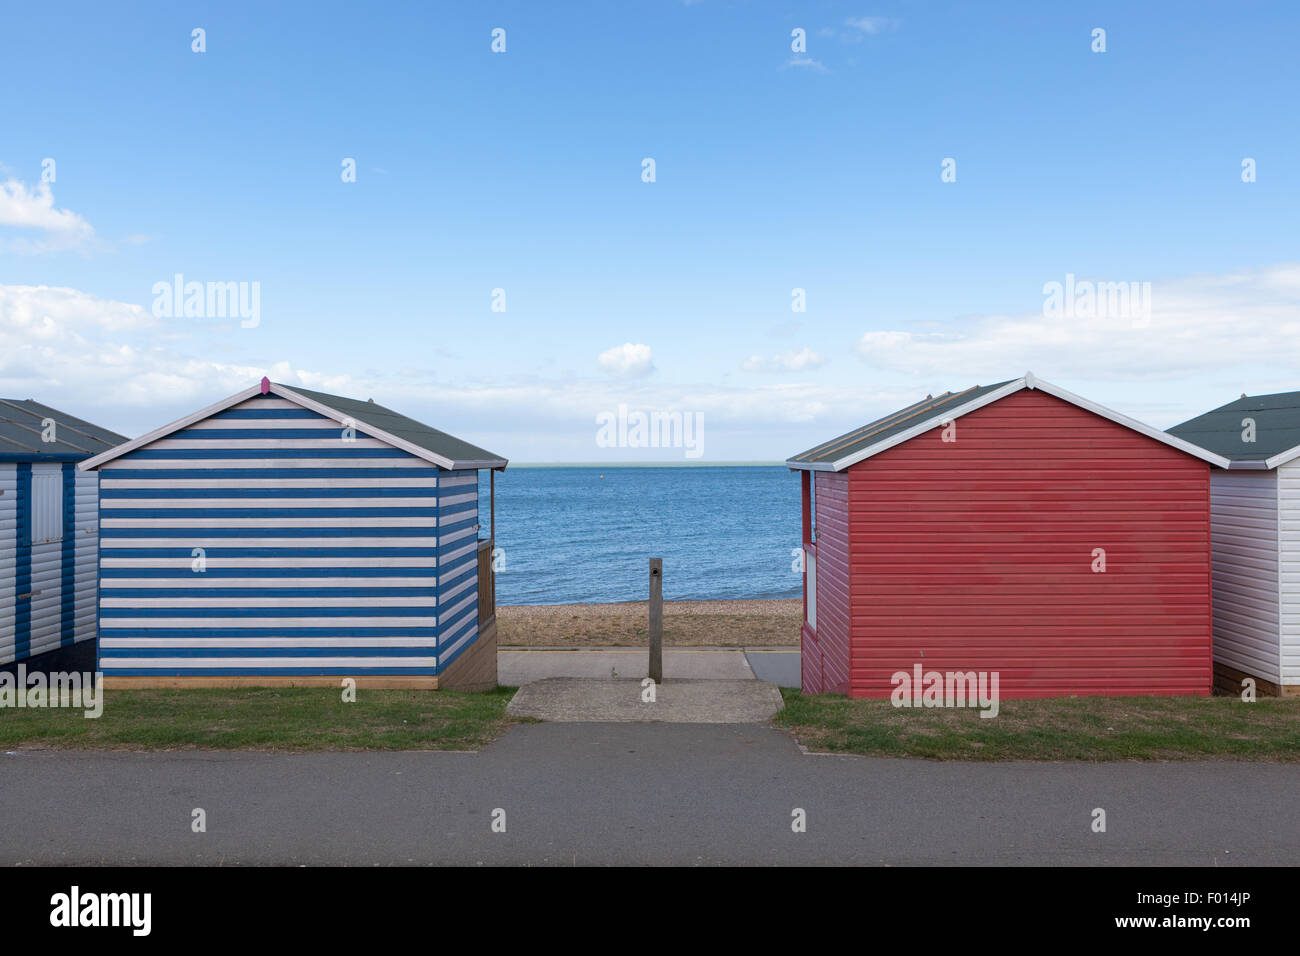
0, 399, 126, 460
283, 385, 508, 470
788, 380, 1016, 467
1167, 390, 1300, 463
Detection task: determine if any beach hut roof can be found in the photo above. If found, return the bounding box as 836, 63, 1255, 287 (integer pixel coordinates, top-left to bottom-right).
787, 372, 1231, 472
79, 379, 508, 472
1168, 389, 1300, 470
0, 398, 126, 461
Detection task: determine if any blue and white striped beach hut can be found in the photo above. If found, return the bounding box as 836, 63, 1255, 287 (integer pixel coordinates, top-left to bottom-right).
79, 378, 506, 689
1, 400, 125, 672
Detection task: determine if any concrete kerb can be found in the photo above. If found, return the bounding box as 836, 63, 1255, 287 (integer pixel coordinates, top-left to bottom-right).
505, 677, 785, 723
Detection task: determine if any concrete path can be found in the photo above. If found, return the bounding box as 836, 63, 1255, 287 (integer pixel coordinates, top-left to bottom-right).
498, 646, 799, 686
498, 647, 753, 683
506, 677, 784, 722
4, 725, 1297, 865
744, 649, 801, 687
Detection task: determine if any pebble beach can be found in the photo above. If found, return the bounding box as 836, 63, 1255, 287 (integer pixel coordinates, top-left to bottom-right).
496, 599, 801, 648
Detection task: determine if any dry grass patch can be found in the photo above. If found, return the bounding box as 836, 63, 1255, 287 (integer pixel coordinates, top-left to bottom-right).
498, 599, 801, 647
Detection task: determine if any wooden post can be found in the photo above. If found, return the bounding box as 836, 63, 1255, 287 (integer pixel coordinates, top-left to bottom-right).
649, 558, 663, 683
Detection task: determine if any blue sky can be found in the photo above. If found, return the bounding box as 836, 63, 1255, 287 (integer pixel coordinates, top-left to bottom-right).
3, 1, 1299, 460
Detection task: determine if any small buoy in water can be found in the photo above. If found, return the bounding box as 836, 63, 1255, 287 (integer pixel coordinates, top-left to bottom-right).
599, 474, 604, 479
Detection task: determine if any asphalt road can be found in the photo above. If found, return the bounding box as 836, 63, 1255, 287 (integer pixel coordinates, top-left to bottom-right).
3, 724, 1297, 865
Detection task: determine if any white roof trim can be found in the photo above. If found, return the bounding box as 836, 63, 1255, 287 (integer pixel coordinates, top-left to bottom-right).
787, 373, 1232, 472
80, 382, 498, 471
271, 384, 458, 470
1264, 445, 1300, 470
79, 384, 263, 470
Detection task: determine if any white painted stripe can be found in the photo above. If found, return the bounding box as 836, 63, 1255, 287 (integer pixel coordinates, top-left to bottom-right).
104, 576, 436, 588
147, 438, 394, 451
437, 561, 477, 589
101, 536, 439, 548
438, 491, 477, 507
101, 458, 434, 470
437, 574, 476, 603
101, 557, 436, 569
102, 596, 437, 609
102, 497, 438, 509
102, 636, 434, 648
439, 525, 478, 545
438, 618, 478, 659
440, 591, 477, 622
102, 516, 438, 529
232, 397, 299, 409
101, 656, 438, 669
102, 478, 439, 489
439, 473, 477, 488
187, 417, 340, 430
103, 615, 437, 628
440, 541, 479, 565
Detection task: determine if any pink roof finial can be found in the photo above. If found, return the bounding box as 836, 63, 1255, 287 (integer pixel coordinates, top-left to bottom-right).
260, 376, 270, 395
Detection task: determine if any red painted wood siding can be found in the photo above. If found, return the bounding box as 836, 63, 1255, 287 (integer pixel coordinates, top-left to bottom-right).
805, 472, 851, 693
845, 389, 1213, 698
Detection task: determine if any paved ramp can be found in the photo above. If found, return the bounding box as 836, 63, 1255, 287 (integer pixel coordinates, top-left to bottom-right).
506, 677, 784, 723
743, 649, 801, 687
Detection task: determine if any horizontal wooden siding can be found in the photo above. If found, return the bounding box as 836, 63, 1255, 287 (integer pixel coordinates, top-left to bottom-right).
97, 395, 445, 676
846, 389, 1212, 698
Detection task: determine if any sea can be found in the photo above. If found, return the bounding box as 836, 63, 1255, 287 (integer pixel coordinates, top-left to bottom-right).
478, 465, 803, 606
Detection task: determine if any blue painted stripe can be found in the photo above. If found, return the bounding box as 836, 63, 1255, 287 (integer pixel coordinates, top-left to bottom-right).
103, 468, 434, 479
171, 428, 377, 440
438, 599, 478, 633
100, 627, 438, 638
436, 538, 479, 559
103, 507, 438, 518
99, 646, 433, 659
101, 527, 434, 538
101, 667, 439, 676
438, 517, 477, 535
102, 547, 438, 558
61, 463, 75, 647
439, 505, 478, 522
101, 587, 437, 598
14, 464, 31, 660
127, 448, 411, 460
438, 561, 477, 589
102, 487, 438, 499
101, 606, 433, 619
209, 409, 321, 420
101, 567, 437, 579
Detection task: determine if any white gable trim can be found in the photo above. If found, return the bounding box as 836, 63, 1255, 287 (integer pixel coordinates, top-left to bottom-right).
787, 373, 1232, 472
1264, 445, 1300, 470
79, 382, 471, 471
79, 384, 263, 471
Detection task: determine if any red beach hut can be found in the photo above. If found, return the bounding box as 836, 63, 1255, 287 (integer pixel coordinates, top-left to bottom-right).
787, 374, 1228, 699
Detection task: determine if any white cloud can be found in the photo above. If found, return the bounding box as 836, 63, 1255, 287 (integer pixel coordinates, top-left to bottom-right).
0, 284, 883, 455
8, 265, 1300, 458
598, 342, 655, 379
783, 56, 829, 73
853, 265, 1300, 383
0, 179, 95, 253
743, 347, 827, 372
844, 16, 898, 36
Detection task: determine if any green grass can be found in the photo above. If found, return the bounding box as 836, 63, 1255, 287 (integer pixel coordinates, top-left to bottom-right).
774, 689, 1300, 761
0, 686, 526, 751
